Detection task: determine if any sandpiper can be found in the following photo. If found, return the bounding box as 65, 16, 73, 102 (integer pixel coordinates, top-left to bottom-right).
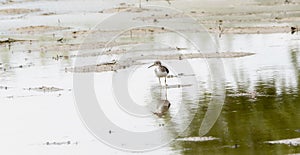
148, 61, 169, 86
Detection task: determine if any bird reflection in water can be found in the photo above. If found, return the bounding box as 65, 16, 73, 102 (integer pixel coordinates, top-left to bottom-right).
152, 86, 171, 117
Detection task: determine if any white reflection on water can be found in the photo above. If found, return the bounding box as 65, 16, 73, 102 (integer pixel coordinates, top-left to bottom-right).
0, 29, 299, 155
221, 33, 300, 93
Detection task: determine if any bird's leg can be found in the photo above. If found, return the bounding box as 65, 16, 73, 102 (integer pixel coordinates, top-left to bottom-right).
164, 77, 167, 86
164, 85, 168, 100
158, 78, 161, 85
160, 86, 162, 95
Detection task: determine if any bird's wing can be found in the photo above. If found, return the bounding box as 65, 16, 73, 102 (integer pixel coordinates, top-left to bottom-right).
162, 66, 169, 74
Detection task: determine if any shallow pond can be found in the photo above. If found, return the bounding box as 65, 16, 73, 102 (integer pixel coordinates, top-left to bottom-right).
0, 0, 300, 154
1, 30, 300, 154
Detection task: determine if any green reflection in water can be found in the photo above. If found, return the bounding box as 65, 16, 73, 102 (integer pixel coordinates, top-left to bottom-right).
173, 48, 300, 155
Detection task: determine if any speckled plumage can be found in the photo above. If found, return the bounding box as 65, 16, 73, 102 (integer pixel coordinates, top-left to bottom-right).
148, 61, 169, 86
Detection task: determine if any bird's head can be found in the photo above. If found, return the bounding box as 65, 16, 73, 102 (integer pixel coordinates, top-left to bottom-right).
148, 61, 161, 68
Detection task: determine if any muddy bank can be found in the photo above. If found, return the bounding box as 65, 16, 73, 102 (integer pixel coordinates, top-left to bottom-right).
44, 140, 79, 146
25, 86, 63, 92
176, 136, 219, 142
0, 8, 40, 15
0, 86, 8, 90
266, 138, 300, 146
10, 25, 71, 34
0, 63, 34, 71
208, 25, 299, 34
0, 38, 28, 44
67, 52, 254, 73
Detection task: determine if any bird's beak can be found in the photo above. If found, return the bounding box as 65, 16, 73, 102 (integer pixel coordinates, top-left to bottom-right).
148, 64, 155, 68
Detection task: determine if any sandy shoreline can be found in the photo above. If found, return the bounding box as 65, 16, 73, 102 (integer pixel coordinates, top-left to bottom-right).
0, 0, 298, 73
0, 1, 299, 34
